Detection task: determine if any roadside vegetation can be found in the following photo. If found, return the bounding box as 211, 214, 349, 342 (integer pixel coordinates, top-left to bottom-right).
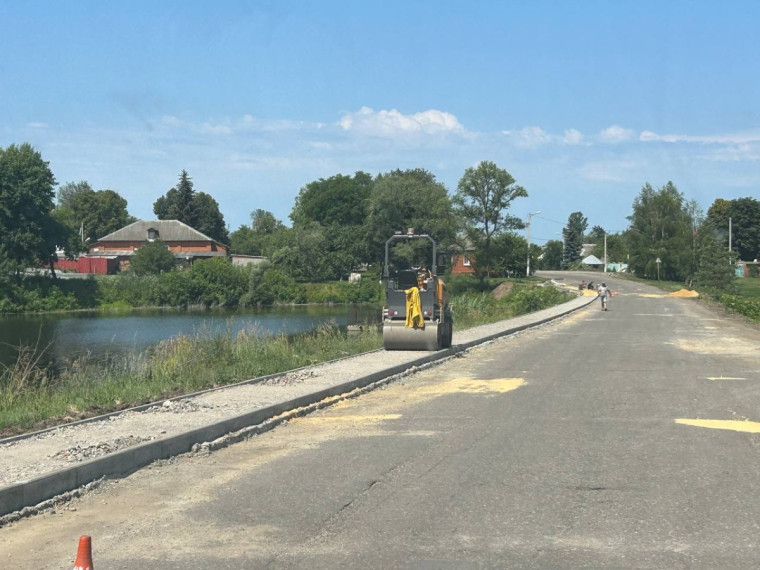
0, 280, 570, 436
2, 141, 758, 433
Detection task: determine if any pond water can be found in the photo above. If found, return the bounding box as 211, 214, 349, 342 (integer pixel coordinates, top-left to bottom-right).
0, 306, 380, 369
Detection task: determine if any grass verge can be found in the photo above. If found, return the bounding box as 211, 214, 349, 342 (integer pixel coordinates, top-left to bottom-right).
0, 283, 571, 436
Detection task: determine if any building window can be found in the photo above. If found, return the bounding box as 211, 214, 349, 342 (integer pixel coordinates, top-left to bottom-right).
147, 228, 159, 241
463, 255, 471, 267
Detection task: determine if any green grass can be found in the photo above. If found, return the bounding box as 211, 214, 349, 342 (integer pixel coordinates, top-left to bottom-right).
734, 278, 760, 298
0, 323, 382, 435
0, 283, 572, 436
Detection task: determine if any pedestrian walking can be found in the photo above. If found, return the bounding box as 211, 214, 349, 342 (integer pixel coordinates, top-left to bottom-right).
598, 282, 610, 311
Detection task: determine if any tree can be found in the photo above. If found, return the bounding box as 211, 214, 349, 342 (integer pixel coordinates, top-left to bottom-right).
694, 222, 736, 292
491, 232, 530, 276
192, 192, 229, 245
290, 172, 372, 226
366, 169, 456, 266
540, 239, 564, 270
586, 225, 606, 243
129, 239, 175, 276
273, 222, 331, 282
707, 197, 760, 261
562, 212, 587, 268
57, 180, 92, 208
154, 170, 229, 245
54, 182, 135, 254
626, 182, 695, 281
452, 161, 527, 282
0, 143, 59, 275
230, 210, 287, 256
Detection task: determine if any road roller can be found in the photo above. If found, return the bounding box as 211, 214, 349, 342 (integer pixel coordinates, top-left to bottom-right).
382, 231, 453, 351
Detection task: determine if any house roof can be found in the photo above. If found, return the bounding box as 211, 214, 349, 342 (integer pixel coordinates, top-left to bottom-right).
96, 220, 220, 244
582, 254, 603, 265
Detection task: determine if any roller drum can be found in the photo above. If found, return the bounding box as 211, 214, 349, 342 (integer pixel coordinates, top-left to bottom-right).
383, 321, 441, 351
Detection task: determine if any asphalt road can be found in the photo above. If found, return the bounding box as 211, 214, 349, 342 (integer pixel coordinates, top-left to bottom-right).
3, 272, 760, 569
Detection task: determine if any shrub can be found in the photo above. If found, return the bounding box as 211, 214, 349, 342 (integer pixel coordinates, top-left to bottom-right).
129, 239, 175, 276
719, 294, 760, 322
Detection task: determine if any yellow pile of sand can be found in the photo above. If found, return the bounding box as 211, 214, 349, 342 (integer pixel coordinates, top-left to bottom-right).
667, 289, 699, 298
581, 289, 598, 297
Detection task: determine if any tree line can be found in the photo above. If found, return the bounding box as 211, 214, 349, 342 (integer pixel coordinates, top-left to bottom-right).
542, 183, 760, 291
2, 141, 758, 299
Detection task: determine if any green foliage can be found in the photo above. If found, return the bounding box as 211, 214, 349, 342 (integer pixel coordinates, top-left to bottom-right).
626, 182, 697, 281
54, 182, 134, 255
0, 275, 99, 312
450, 284, 570, 328
0, 322, 384, 433
491, 232, 530, 276
244, 265, 303, 306
706, 197, 760, 261
230, 209, 286, 256
718, 295, 760, 322
302, 277, 383, 304
453, 161, 527, 281
562, 211, 587, 268
129, 239, 176, 276
188, 257, 248, 307
366, 169, 456, 265
540, 239, 564, 270
153, 170, 229, 245
290, 172, 372, 226
694, 223, 736, 293
0, 143, 59, 274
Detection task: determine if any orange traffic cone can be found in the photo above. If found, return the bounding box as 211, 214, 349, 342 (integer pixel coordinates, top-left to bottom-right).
73, 535, 93, 570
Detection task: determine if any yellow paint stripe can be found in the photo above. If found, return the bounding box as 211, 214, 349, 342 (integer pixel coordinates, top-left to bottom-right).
417, 377, 526, 396
675, 419, 760, 433
705, 377, 747, 381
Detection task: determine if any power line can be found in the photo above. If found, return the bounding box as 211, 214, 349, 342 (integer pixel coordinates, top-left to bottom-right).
533, 215, 564, 225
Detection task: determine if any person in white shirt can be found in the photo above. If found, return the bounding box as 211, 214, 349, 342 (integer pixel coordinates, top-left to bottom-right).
598, 282, 610, 311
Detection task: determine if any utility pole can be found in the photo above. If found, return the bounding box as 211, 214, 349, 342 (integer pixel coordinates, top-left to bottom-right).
729, 217, 732, 252
526, 211, 541, 277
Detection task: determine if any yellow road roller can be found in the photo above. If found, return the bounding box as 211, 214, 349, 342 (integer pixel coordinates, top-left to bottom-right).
382, 231, 453, 351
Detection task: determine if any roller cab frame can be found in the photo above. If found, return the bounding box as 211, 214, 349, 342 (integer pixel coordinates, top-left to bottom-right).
382, 232, 453, 351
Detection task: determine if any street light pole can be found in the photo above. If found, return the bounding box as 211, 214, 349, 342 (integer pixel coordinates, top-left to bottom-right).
526, 211, 541, 277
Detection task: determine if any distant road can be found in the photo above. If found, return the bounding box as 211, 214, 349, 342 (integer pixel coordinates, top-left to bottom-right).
3, 271, 760, 568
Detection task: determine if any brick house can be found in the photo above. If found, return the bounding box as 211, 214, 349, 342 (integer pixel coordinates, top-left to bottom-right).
85, 220, 228, 273
450, 247, 476, 275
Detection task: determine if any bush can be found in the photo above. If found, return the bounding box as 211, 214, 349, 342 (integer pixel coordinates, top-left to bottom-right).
245, 266, 303, 306
719, 295, 760, 322
129, 240, 176, 276
188, 257, 247, 307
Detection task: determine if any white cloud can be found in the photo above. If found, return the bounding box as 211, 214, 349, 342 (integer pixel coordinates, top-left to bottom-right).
503, 126, 553, 148
563, 129, 584, 145
640, 130, 760, 145
27, 122, 49, 129
599, 125, 635, 143
338, 107, 464, 137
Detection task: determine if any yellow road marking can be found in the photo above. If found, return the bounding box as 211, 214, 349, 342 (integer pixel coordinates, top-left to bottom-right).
416, 377, 526, 396
675, 419, 760, 433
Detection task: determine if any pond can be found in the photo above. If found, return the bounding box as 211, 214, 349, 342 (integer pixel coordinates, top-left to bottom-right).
0, 305, 380, 370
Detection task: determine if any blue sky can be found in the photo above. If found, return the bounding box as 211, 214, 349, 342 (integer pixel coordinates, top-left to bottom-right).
2, 0, 759, 245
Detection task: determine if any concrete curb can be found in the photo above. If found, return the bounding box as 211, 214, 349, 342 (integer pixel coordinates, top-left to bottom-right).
0, 294, 594, 518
